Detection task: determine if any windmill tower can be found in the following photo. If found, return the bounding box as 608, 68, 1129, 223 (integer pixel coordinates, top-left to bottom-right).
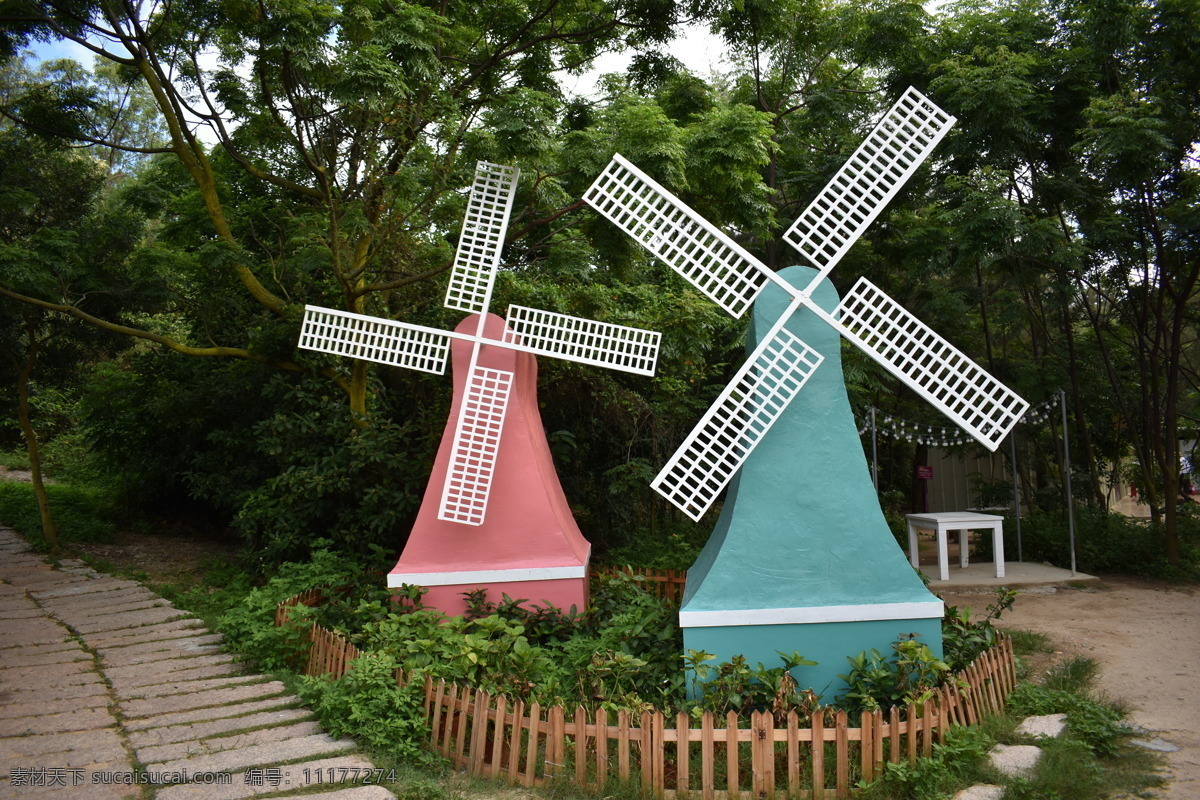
300, 161, 661, 615
585, 88, 1028, 693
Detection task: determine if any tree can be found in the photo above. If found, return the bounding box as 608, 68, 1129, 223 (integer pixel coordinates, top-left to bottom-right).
0, 0, 690, 417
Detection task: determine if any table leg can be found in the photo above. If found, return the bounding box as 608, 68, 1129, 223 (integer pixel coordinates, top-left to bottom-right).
937, 528, 949, 581
907, 521, 920, 569
993, 524, 1005, 578
959, 529, 969, 569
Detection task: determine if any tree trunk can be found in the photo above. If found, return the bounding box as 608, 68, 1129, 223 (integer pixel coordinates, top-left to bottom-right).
13, 326, 59, 555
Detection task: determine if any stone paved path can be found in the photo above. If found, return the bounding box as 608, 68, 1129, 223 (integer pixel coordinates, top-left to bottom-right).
0, 527, 398, 800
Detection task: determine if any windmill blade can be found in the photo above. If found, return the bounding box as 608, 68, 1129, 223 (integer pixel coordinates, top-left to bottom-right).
504, 305, 661, 377
784, 87, 955, 285
651, 328, 824, 521
438, 366, 515, 526
444, 161, 521, 315
585, 154, 770, 318
830, 278, 1028, 451
299, 305, 451, 375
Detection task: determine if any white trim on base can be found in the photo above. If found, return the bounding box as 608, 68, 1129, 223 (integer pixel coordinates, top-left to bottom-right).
679, 600, 944, 628
387, 564, 587, 588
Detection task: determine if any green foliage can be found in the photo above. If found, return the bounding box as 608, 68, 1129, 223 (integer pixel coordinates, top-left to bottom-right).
217, 543, 388, 671
299, 651, 435, 762
941, 588, 1017, 672
686, 650, 820, 719
346, 572, 686, 711
1015, 508, 1198, 579
0, 481, 115, 547
857, 724, 993, 800
1006, 680, 1128, 757
837, 636, 951, 716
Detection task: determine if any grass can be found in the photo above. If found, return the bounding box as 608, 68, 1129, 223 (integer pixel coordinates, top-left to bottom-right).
1007, 628, 1054, 656
0, 480, 117, 549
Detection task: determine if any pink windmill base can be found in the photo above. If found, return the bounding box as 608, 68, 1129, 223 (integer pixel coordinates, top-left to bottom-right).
387, 313, 591, 616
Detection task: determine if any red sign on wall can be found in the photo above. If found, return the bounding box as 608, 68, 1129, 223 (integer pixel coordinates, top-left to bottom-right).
916, 466, 934, 480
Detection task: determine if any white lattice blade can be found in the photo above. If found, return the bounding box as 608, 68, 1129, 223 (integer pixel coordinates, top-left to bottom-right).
438, 366, 515, 526
830, 278, 1028, 451
785, 87, 955, 283
299, 305, 451, 375
584, 154, 770, 318
651, 328, 825, 521
503, 305, 661, 377
445, 162, 521, 315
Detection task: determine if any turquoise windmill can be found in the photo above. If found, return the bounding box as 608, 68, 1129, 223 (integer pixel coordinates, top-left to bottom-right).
585, 88, 1029, 693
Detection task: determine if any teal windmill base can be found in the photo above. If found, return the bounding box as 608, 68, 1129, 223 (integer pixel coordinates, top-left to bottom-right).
682, 612, 943, 701
677, 265, 945, 703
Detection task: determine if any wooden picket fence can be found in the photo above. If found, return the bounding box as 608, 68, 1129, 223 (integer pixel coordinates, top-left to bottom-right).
421, 637, 1015, 798
274, 588, 1017, 797
591, 566, 689, 604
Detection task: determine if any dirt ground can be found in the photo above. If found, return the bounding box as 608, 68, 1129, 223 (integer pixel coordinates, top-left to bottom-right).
941, 579, 1200, 799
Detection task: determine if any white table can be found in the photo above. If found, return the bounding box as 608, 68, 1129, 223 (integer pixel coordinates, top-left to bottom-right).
906, 512, 1005, 581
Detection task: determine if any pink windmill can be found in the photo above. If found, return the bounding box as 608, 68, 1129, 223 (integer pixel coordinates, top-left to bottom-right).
298, 162, 661, 615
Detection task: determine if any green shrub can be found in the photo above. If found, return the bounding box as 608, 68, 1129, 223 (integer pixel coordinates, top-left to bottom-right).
857, 724, 993, 799
837, 636, 950, 715
217, 543, 387, 671
1015, 507, 1184, 578
299, 651, 434, 761
941, 588, 1017, 672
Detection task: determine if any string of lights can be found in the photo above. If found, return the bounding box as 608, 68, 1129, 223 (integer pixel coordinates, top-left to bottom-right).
857, 392, 1063, 446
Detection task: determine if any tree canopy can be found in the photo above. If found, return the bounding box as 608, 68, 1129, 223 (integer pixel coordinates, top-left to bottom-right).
0, 0, 1196, 571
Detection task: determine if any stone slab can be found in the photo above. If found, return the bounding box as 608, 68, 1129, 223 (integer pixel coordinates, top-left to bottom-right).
1016, 713, 1066, 739
69, 609, 193, 635
123, 697, 303, 732
128, 708, 315, 749
36, 588, 158, 612
116, 674, 267, 701
107, 660, 243, 691
154, 756, 381, 800
96, 633, 225, 658
0, 640, 83, 658
0, 691, 109, 720
0, 726, 125, 764
273, 788, 397, 800
122, 682, 289, 719
1131, 737, 1180, 753
0, 659, 97, 684
2, 617, 71, 648
137, 720, 324, 764
0, 707, 116, 737
99, 644, 224, 668
50, 597, 169, 620
3, 676, 109, 702
152, 734, 357, 777
953, 786, 1005, 800
81, 619, 211, 648
28, 579, 141, 598
988, 743, 1042, 778
0, 646, 89, 669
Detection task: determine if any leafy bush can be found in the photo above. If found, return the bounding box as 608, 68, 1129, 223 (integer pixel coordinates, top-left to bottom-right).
857, 724, 993, 800
217, 543, 389, 671
299, 651, 434, 762
686, 650, 820, 720
941, 588, 1017, 672
837, 636, 951, 715
342, 572, 686, 711
1015, 507, 1188, 578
